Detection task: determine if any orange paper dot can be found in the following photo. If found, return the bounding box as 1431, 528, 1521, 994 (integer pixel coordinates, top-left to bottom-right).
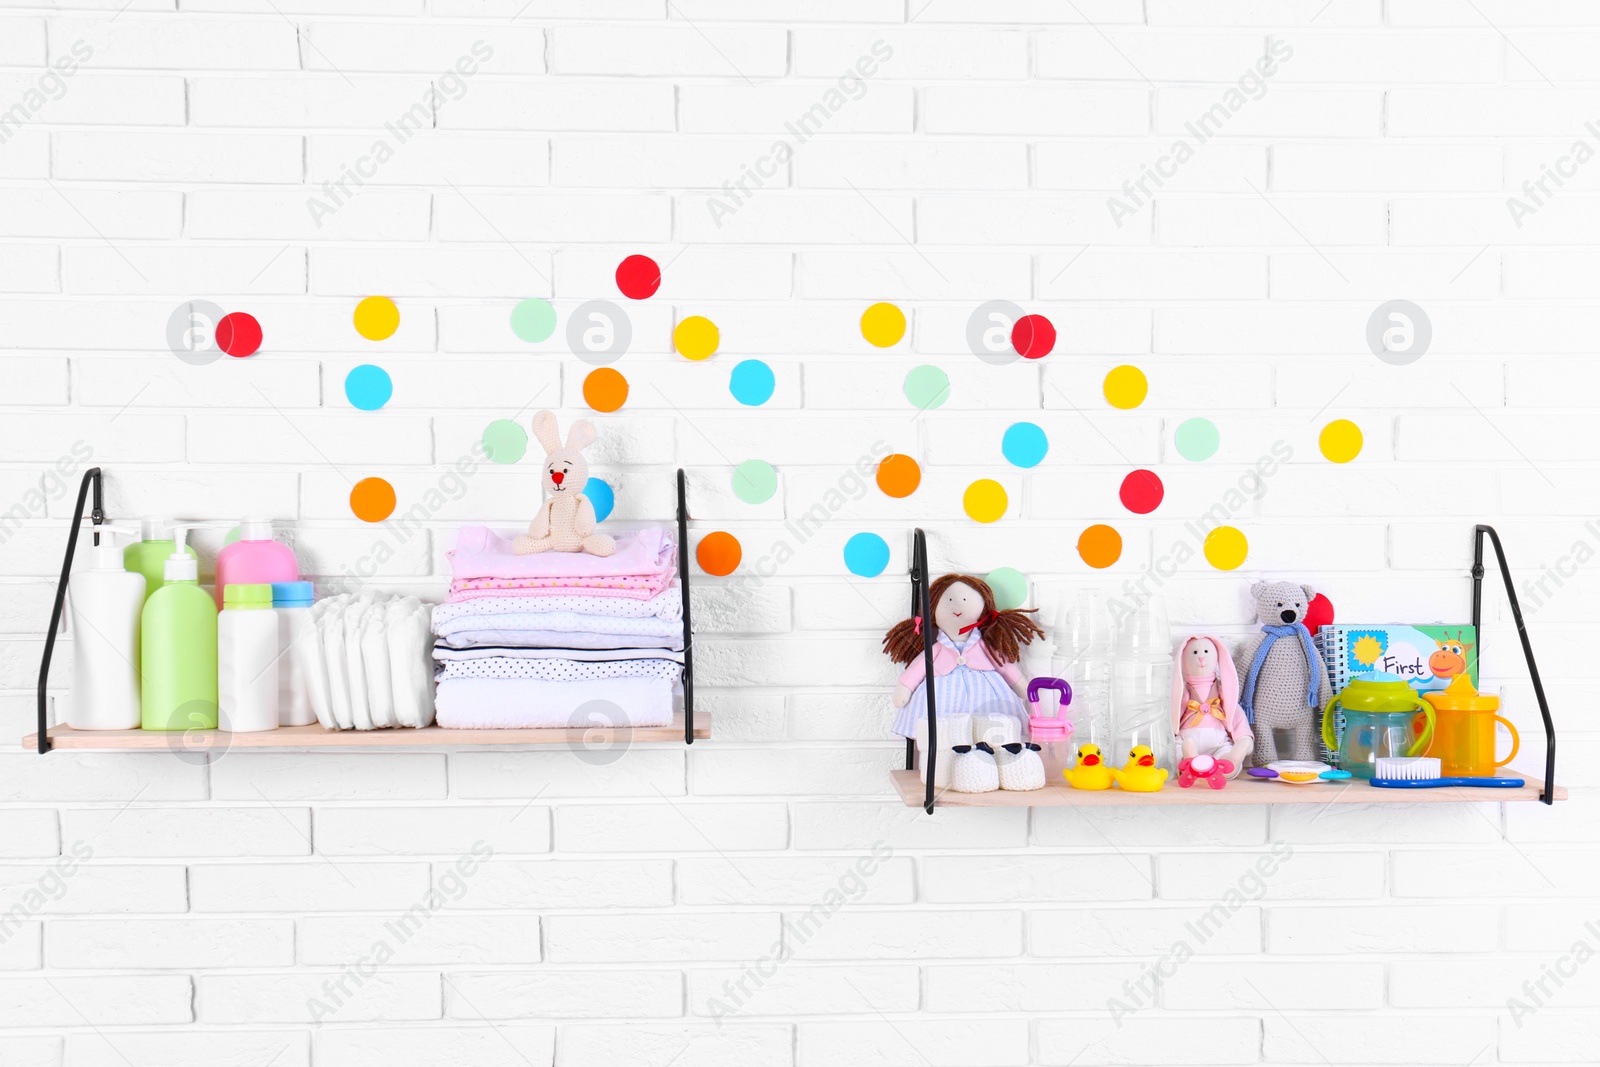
350, 477, 396, 523
697, 531, 742, 576
876, 454, 921, 498
1077, 524, 1123, 569
583, 367, 629, 412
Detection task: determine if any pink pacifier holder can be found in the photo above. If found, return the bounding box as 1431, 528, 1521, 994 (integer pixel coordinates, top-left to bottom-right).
1027, 676, 1073, 778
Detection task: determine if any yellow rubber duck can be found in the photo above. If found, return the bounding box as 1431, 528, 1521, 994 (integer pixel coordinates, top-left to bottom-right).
1063, 743, 1118, 791
1116, 745, 1169, 792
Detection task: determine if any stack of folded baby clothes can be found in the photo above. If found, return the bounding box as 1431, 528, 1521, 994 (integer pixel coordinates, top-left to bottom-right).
432, 525, 684, 729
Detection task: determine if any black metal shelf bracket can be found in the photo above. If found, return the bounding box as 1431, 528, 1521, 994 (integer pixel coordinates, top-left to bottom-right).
1472, 524, 1557, 805
677, 468, 696, 745
37, 468, 104, 755
909, 528, 938, 813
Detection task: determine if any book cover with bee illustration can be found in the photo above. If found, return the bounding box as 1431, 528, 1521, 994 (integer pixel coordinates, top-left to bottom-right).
1314, 624, 1479, 694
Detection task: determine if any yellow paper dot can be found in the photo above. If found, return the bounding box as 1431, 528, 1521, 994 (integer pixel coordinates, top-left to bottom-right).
963, 479, 1008, 524
1204, 526, 1249, 570
353, 296, 400, 341
674, 315, 719, 361
1103, 365, 1148, 409
1319, 419, 1363, 463
860, 302, 906, 348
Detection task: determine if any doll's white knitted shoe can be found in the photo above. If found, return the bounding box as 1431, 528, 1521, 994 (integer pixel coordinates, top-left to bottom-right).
994, 742, 1046, 791
948, 743, 1000, 793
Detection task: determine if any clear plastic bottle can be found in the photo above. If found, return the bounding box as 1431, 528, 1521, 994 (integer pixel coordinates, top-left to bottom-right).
1052, 589, 1114, 753
1112, 595, 1177, 775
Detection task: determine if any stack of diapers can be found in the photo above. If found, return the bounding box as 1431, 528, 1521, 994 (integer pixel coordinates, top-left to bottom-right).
292, 594, 434, 730
434, 526, 685, 730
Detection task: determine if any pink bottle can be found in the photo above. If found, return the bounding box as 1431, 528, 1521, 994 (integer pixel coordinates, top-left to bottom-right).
214, 518, 299, 609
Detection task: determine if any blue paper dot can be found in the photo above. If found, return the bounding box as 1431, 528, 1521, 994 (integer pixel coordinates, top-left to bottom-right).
583, 477, 614, 523
1001, 421, 1048, 468
345, 364, 392, 411
729, 359, 775, 406
843, 532, 890, 578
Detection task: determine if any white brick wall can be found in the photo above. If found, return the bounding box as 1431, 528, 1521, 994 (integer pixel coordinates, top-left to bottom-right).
1, 2, 1594, 1064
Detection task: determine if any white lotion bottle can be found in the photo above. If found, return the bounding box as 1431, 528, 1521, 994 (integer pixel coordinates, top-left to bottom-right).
218, 583, 279, 732
67, 526, 145, 730
271, 581, 316, 727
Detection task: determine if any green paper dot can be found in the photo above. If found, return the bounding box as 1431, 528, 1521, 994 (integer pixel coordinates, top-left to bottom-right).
510, 298, 556, 343
1174, 417, 1220, 462
482, 419, 528, 464
732, 459, 777, 504
903, 365, 950, 410
986, 566, 1028, 610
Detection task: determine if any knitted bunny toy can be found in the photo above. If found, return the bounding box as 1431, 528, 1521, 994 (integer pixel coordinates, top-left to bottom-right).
512, 410, 616, 557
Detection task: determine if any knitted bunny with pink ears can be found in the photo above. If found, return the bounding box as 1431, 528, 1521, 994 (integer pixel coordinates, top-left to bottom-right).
512, 410, 616, 557
1170, 635, 1252, 779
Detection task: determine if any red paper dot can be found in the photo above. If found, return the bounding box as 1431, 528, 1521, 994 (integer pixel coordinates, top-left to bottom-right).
1119, 469, 1164, 514
215, 312, 262, 358
1010, 314, 1056, 360
615, 255, 662, 300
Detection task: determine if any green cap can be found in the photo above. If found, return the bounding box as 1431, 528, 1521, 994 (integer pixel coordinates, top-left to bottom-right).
223, 583, 274, 609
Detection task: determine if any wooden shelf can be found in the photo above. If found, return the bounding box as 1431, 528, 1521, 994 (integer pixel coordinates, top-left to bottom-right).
26, 712, 709, 750
890, 767, 1566, 808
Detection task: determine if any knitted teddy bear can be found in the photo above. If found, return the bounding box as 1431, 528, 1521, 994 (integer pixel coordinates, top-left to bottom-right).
512, 410, 616, 557
1232, 580, 1332, 764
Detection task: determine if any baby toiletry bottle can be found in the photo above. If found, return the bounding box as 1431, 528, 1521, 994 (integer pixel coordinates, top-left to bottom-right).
214, 518, 298, 609
67, 525, 144, 730
124, 518, 197, 605
141, 525, 219, 732
271, 581, 315, 727
218, 584, 279, 733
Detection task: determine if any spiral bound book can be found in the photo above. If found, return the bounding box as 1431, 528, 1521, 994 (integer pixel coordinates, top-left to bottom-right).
1314, 624, 1480, 694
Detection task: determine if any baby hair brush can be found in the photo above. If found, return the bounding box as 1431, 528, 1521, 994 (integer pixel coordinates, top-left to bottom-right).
1370, 757, 1524, 789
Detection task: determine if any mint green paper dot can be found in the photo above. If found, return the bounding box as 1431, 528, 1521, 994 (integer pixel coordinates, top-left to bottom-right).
510, 298, 556, 343
1174, 417, 1220, 462
482, 419, 528, 464
986, 566, 1028, 610
732, 459, 777, 504
903, 365, 950, 410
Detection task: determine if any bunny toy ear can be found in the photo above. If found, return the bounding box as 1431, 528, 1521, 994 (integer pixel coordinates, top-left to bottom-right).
565, 419, 598, 452
531, 410, 562, 454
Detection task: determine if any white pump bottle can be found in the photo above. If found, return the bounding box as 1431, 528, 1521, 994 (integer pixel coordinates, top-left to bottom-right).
67, 525, 145, 730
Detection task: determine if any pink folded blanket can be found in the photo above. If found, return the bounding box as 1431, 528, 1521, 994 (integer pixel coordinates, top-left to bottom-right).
448, 573, 674, 602
449, 524, 674, 582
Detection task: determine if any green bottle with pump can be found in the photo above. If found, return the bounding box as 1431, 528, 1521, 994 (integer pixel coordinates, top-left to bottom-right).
140, 524, 218, 731
124, 518, 198, 605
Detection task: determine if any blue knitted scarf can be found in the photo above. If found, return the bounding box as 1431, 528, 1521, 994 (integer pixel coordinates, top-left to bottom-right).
1239, 623, 1318, 724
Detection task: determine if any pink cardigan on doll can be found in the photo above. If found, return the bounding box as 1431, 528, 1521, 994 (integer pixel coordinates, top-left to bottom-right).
896, 630, 1025, 692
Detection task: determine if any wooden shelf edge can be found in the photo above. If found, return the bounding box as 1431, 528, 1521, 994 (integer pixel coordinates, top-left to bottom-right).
889, 768, 1567, 808
25, 712, 711, 750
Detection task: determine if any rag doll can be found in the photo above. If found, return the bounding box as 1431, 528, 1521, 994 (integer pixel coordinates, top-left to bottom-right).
513, 410, 616, 557
1232, 581, 1333, 764
882, 573, 1045, 741
1170, 635, 1252, 780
